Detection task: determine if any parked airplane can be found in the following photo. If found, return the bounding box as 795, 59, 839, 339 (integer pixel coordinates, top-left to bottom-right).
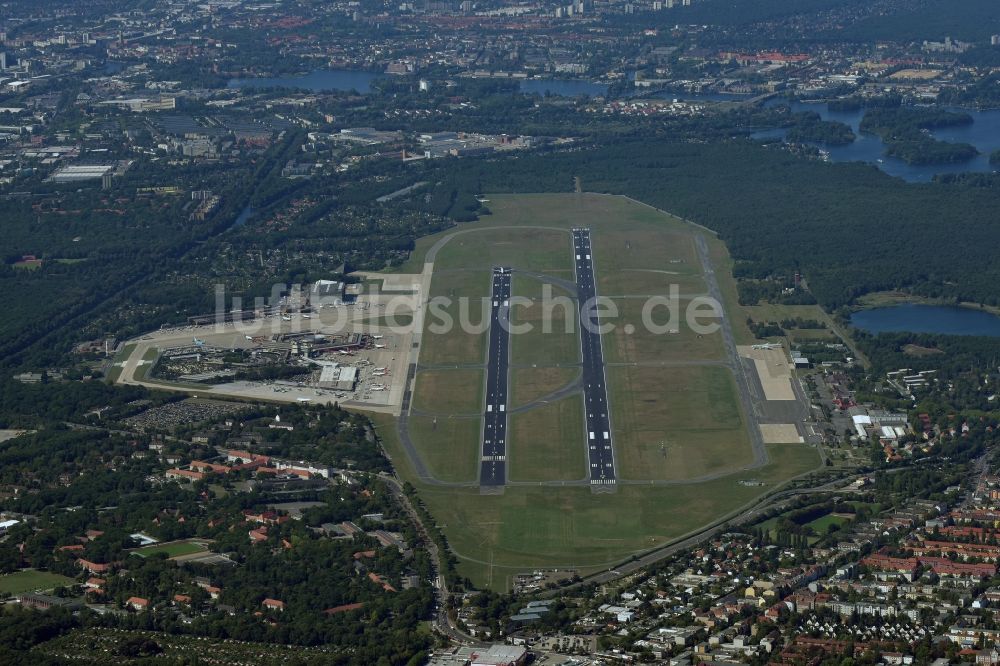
193, 337, 205, 347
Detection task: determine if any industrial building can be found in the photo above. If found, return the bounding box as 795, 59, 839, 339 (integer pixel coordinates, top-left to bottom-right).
48, 164, 113, 183
318, 364, 358, 391
311, 279, 346, 307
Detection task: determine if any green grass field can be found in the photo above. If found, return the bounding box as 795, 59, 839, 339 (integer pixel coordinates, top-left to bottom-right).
431, 227, 573, 273
609, 364, 753, 481
134, 541, 208, 559
420, 271, 490, 366
509, 276, 579, 366
0, 570, 73, 595
407, 415, 480, 483
510, 367, 579, 408
508, 395, 586, 482
406, 440, 820, 588
370, 193, 821, 589
806, 513, 851, 535
412, 369, 484, 415
604, 297, 725, 364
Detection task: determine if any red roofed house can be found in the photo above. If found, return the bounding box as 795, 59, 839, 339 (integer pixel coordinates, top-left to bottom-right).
367, 572, 397, 593
262, 598, 285, 612
127, 596, 149, 611
324, 602, 365, 615
78, 558, 110, 574
166, 468, 206, 482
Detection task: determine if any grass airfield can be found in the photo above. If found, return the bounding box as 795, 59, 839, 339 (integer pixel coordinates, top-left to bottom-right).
372, 193, 820, 589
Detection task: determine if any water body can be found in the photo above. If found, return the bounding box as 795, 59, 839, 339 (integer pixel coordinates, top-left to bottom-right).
756, 99, 1000, 182
519, 78, 609, 97
652, 90, 751, 103
227, 69, 379, 93
851, 304, 1000, 337
227, 205, 255, 232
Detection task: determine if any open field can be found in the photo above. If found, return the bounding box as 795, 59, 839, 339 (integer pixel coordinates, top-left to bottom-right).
432, 227, 572, 273
806, 513, 851, 535
369, 193, 820, 588
604, 297, 725, 364
0, 570, 73, 596
407, 415, 479, 483
133, 540, 208, 559
509, 276, 579, 366
593, 228, 706, 296
400, 438, 820, 589
609, 364, 752, 480
421, 271, 490, 366
510, 367, 579, 408
508, 395, 586, 482
412, 369, 484, 415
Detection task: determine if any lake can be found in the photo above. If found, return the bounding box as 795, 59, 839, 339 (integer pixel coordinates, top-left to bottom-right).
851, 304, 1000, 337
756, 99, 1000, 183
519, 79, 609, 97
227, 69, 379, 94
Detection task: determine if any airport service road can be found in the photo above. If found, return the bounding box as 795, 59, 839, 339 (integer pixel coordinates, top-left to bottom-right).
573, 229, 616, 487
480, 267, 512, 487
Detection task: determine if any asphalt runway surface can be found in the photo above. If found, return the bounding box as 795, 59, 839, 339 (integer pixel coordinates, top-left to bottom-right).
480, 267, 512, 487
573, 229, 617, 487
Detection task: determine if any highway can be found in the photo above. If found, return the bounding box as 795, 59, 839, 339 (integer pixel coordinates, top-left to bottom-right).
480, 266, 511, 487
573, 229, 616, 487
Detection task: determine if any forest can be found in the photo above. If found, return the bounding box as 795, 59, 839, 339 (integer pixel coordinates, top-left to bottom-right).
424, 136, 1000, 310
860, 108, 978, 165
786, 112, 856, 146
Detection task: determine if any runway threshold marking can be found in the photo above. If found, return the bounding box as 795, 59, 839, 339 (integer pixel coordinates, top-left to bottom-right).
572, 228, 617, 488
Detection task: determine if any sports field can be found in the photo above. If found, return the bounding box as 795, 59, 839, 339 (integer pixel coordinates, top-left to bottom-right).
383, 193, 821, 588
134, 540, 209, 559
0, 570, 73, 595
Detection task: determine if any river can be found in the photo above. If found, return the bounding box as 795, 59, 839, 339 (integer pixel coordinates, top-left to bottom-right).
519, 78, 609, 97
227, 69, 380, 94
851, 304, 1000, 337
755, 99, 1000, 182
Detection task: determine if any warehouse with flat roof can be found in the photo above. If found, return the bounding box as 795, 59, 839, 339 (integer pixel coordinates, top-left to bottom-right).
318, 364, 357, 391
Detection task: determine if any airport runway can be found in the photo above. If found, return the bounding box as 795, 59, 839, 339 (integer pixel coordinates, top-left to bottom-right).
573, 229, 617, 487
480, 267, 512, 487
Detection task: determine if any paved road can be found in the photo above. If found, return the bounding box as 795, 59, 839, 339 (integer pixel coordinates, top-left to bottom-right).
379, 474, 485, 647
573, 228, 616, 488
480, 267, 512, 487
695, 234, 768, 468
